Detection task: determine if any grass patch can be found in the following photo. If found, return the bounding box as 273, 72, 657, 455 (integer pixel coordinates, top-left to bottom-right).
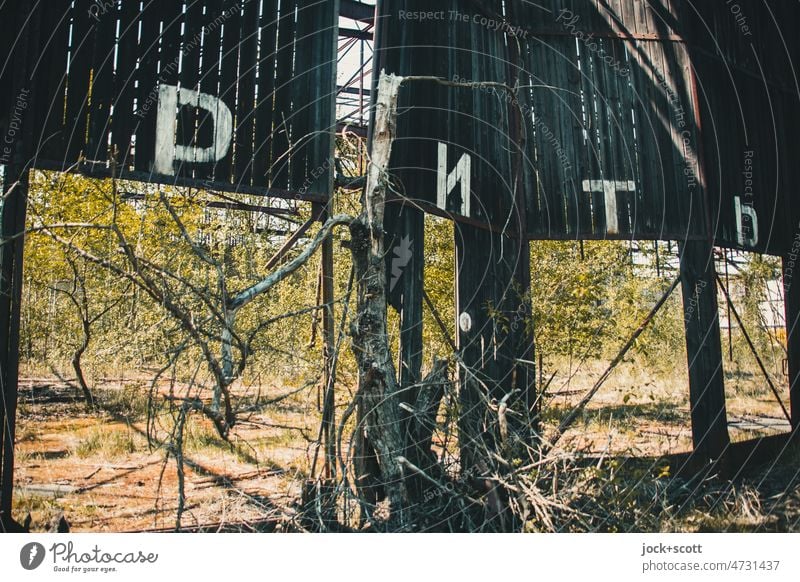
184, 420, 261, 465
73, 426, 138, 459
98, 384, 150, 421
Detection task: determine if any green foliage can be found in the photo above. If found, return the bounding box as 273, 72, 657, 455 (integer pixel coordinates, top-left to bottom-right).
530, 240, 684, 372
22, 169, 344, 410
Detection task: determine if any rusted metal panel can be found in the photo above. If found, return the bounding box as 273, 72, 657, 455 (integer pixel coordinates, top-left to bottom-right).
6, 0, 338, 199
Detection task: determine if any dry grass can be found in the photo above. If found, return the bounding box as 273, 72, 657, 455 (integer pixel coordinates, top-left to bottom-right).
11, 356, 800, 532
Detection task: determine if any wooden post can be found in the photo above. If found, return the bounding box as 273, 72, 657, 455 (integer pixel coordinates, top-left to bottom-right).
349, 72, 409, 520
506, 0, 536, 429
783, 257, 800, 430
456, 226, 533, 466
455, 225, 493, 470
385, 205, 424, 394
0, 3, 38, 531
320, 226, 336, 477
678, 239, 730, 460
315, 0, 340, 482
0, 167, 28, 529
384, 204, 425, 499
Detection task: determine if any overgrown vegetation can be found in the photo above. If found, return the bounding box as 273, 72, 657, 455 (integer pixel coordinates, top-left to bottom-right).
14, 151, 793, 532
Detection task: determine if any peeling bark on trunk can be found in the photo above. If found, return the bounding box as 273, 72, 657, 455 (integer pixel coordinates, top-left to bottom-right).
214, 311, 235, 414
349, 72, 409, 526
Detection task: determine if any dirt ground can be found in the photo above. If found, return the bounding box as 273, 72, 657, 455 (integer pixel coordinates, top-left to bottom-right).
10, 360, 800, 532
12, 376, 313, 532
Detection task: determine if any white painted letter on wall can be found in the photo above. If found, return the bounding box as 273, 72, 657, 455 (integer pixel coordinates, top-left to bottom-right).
581, 179, 636, 235
735, 195, 759, 248
437, 142, 471, 217
154, 85, 233, 176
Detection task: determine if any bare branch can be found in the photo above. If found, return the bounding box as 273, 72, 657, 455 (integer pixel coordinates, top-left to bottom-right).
228, 214, 352, 312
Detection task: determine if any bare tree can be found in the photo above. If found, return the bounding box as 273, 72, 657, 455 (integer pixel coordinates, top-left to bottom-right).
47, 255, 128, 408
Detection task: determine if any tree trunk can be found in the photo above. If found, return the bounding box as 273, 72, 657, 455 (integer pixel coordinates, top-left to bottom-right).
72, 317, 94, 408
215, 311, 235, 413
348, 72, 409, 527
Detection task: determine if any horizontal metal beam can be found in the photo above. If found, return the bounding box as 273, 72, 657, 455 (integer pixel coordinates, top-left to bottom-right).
337, 86, 371, 96
119, 192, 300, 216
339, 27, 372, 41
32, 159, 328, 204
339, 0, 374, 24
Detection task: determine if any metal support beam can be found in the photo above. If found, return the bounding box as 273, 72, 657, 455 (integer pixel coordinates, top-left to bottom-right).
547, 276, 681, 452
339, 27, 373, 41
339, 0, 375, 24
337, 86, 372, 97
678, 239, 730, 460
264, 218, 316, 271
783, 257, 800, 430
716, 273, 791, 423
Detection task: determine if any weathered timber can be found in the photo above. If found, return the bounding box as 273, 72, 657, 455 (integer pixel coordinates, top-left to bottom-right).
384, 202, 425, 498
784, 258, 800, 430
2, 1, 337, 197
0, 1, 39, 531
349, 72, 409, 525
678, 239, 730, 460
